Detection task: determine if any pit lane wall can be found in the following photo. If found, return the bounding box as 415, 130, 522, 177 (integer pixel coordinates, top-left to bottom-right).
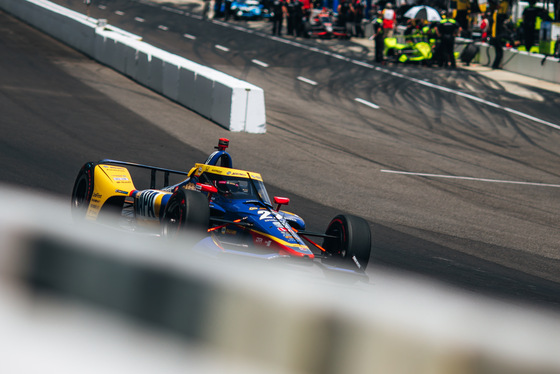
0, 0, 266, 134
477, 43, 560, 83
378, 25, 560, 84
456, 39, 560, 84
2, 186, 560, 374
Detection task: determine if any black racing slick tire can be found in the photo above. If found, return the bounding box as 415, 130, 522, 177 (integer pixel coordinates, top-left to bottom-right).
323, 214, 371, 270
161, 188, 210, 240
71, 162, 96, 221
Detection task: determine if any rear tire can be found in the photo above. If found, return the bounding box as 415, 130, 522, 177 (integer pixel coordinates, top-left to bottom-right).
161, 189, 210, 240
71, 162, 96, 221
323, 214, 371, 270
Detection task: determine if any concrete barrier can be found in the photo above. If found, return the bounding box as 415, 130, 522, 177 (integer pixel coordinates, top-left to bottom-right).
0, 0, 266, 133
457, 39, 560, 84
193, 73, 215, 119
178, 68, 197, 109
94, 30, 137, 73
162, 60, 181, 101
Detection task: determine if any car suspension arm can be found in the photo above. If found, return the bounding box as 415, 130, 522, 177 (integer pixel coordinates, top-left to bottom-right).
293, 229, 337, 253
208, 217, 252, 232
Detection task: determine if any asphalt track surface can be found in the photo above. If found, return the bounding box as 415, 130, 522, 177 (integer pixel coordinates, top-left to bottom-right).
2, 2, 560, 309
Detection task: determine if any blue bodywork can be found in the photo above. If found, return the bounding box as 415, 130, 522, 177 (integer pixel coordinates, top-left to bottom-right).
232, 0, 264, 19
75, 138, 370, 280
216, 0, 265, 19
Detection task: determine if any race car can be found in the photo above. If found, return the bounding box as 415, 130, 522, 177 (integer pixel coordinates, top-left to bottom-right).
230, 0, 266, 19
71, 139, 371, 273
215, 0, 267, 20
303, 8, 350, 39
384, 37, 433, 64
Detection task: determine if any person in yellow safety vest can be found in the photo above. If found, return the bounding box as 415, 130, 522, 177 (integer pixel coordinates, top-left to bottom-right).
455, 0, 470, 35
437, 15, 461, 68
522, 0, 552, 52
372, 14, 385, 63
422, 22, 437, 44
404, 18, 422, 44
412, 20, 425, 43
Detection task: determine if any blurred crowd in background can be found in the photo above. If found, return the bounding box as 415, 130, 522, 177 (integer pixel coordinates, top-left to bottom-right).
210, 0, 559, 67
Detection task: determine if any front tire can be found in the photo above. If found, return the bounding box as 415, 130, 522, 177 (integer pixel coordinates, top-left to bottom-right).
323, 214, 371, 270
71, 162, 96, 221
161, 188, 210, 240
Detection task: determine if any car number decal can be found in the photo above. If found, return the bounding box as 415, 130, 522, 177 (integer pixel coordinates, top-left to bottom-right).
258, 210, 283, 221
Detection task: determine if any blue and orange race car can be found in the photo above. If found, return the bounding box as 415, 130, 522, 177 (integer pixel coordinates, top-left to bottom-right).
71, 139, 371, 274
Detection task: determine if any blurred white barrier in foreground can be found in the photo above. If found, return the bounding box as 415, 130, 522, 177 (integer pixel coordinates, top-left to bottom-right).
0, 0, 266, 133
1, 185, 560, 374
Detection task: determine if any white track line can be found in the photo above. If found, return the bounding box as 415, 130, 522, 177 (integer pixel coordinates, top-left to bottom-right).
381, 169, 560, 188
158, 25, 169, 31
134, 17, 145, 22
215, 45, 230, 52
332, 54, 350, 61
351, 59, 373, 68
98, 5, 106, 10
297, 76, 318, 86
114, 10, 124, 16
355, 98, 380, 109
251, 59, 269, 68
183, 33, 196, 40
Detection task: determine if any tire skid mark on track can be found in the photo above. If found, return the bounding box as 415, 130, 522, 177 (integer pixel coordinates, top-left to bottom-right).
153, 5, 558, 131
381, 169, 560, 188
161, 5, 184, 15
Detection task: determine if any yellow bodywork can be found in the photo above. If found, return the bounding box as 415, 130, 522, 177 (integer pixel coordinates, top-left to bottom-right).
189, 163, 263, 181
86, 164, 136, 220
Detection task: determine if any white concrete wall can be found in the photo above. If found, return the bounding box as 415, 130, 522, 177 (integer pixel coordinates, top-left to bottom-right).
0, 0, 266, 133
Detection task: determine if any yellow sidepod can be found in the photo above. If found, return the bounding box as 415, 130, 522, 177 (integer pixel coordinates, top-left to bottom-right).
86, 164, 136, 220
